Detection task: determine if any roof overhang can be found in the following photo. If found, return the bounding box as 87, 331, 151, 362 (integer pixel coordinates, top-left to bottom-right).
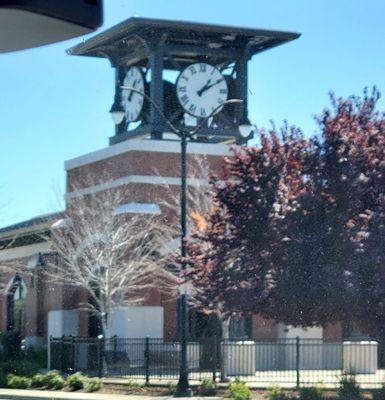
68, 17, 300, 67
0, 212, 62, 242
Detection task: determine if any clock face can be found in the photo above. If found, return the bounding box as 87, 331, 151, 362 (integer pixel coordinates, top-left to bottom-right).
121, 66, 145, 122
176, 62, 228, 118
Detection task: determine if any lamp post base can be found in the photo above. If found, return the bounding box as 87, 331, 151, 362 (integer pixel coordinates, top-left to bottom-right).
174, 386, 193, 397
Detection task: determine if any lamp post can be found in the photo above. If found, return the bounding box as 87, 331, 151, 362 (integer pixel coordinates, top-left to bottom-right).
113, 87, 252, 395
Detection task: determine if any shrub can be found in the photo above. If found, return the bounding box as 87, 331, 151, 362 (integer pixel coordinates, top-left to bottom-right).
126, 380, 143, 389
1, 359, 42, 378
7, 374, 31, 389
0, 332, 22, 360
373, 386, 385, 400
86, 377, 103, 392
267, 385, 292, 400
230, 378, 251, 400
299, 386, 324, 400
0, 372, 6, 388
338, 373, 362, 400
25, 349, 47, 369
66, 372, 86, 391
166, 381, 177, 394
42, 370, 65, 390
199, 378, 217, 396
31, 373, 45, 388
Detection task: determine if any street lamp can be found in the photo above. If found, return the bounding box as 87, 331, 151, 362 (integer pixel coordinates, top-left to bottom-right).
109, 101, 125, 125
239, 123, 255, 139
116, 85, 246, 395
109, 82, 125, 126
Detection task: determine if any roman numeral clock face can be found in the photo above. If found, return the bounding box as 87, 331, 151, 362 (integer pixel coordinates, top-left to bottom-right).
176, 63, 228, 118
121, 66, 145, 122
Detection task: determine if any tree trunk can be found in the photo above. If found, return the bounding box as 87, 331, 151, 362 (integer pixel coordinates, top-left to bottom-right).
99, 314, 108, 376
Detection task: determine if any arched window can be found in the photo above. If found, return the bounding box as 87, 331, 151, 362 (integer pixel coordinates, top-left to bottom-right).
6, 274, 27, 335
229, 315, 252, 340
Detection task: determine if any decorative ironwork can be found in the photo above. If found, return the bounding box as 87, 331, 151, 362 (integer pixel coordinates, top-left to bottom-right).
68, 17, 300, 144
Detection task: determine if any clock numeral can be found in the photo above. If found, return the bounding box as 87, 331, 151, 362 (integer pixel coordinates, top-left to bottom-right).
189, 66, 197, 75
180, 94, 189, 105
220, 88, 228, 94
178, 86, 187, 93
129, 112, 134, 120
217, 98, 224, 104
210, 66, 216, 75
189, 104, 197, 114
181, 75, 189, 82
200, 108, 206, 117
199, 64, 207, 72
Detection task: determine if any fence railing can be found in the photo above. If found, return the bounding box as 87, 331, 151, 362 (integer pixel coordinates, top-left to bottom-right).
49, 336, 383, 388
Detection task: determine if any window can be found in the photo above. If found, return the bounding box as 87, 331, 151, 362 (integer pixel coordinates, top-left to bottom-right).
7, 275, 27, 335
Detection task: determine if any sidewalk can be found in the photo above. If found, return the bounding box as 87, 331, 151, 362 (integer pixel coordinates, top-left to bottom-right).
0, 389, 223, 400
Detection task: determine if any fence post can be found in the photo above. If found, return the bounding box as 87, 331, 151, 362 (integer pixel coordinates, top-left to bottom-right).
145, 336, 150, 385
113, 335, 118, 364
98, 335, 104, 378
296, 336, 300, 388
47, 335, 52, 370
212, 336, 217, 382
70, 335, 75, 373
60, 334, 65, 372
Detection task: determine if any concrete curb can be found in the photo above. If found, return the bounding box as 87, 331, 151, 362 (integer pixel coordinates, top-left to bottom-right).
0, 389, 223, 400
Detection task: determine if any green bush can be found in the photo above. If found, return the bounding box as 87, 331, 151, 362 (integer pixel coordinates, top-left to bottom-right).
3, 360, 42, 377
299, 386, 324, 400
30, 373, 45, 388
66, 372, 86, 391
0, 351, 44, 379
373, 386, 385, 400
86, 377, 103, 392
338, 373, 362, 400
25, 349, 47, 368
42, 370, 65, 390
0, 332, 21, 360
230, 378, 251, 400
267, 385, 292, 400
0, 372, 6, 388
7, 374, 31, 389
126, 380, 143, 389
199, 378, 217, 396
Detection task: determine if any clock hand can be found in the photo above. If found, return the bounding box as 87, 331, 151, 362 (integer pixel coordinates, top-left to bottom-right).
199, 78, 224, 95
127, 79, 138, 101
197, 79, 212, 97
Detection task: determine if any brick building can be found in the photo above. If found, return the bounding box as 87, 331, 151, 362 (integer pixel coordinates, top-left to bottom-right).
0, 137, 344, 348
0, 18, 347, 348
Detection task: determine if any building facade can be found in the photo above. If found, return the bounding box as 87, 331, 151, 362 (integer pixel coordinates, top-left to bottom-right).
0, 18, 348, 348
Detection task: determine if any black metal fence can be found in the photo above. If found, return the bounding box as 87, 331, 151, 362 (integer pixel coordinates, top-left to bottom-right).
49, 336, 384, 388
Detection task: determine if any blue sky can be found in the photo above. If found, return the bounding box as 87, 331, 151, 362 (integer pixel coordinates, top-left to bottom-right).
1, 0, 385, 228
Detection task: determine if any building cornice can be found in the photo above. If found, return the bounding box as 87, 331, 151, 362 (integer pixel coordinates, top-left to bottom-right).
66, 174, 208, 199
0, 241, 52, 262
65, 139, 231, 171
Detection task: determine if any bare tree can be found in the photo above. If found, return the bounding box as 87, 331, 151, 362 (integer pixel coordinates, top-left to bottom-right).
47, 154, 216, 339
156, 154, 214, 237
47, 181, 178, 337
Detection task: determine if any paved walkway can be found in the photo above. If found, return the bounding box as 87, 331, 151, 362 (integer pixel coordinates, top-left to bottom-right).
0, 389, 222, 400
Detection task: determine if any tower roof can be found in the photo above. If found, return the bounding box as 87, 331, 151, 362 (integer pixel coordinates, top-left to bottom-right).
68, 17, 300, 67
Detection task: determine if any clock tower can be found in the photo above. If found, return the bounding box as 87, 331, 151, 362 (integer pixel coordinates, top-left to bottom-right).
65, 18, 300, 341
68, 18, 299, 145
